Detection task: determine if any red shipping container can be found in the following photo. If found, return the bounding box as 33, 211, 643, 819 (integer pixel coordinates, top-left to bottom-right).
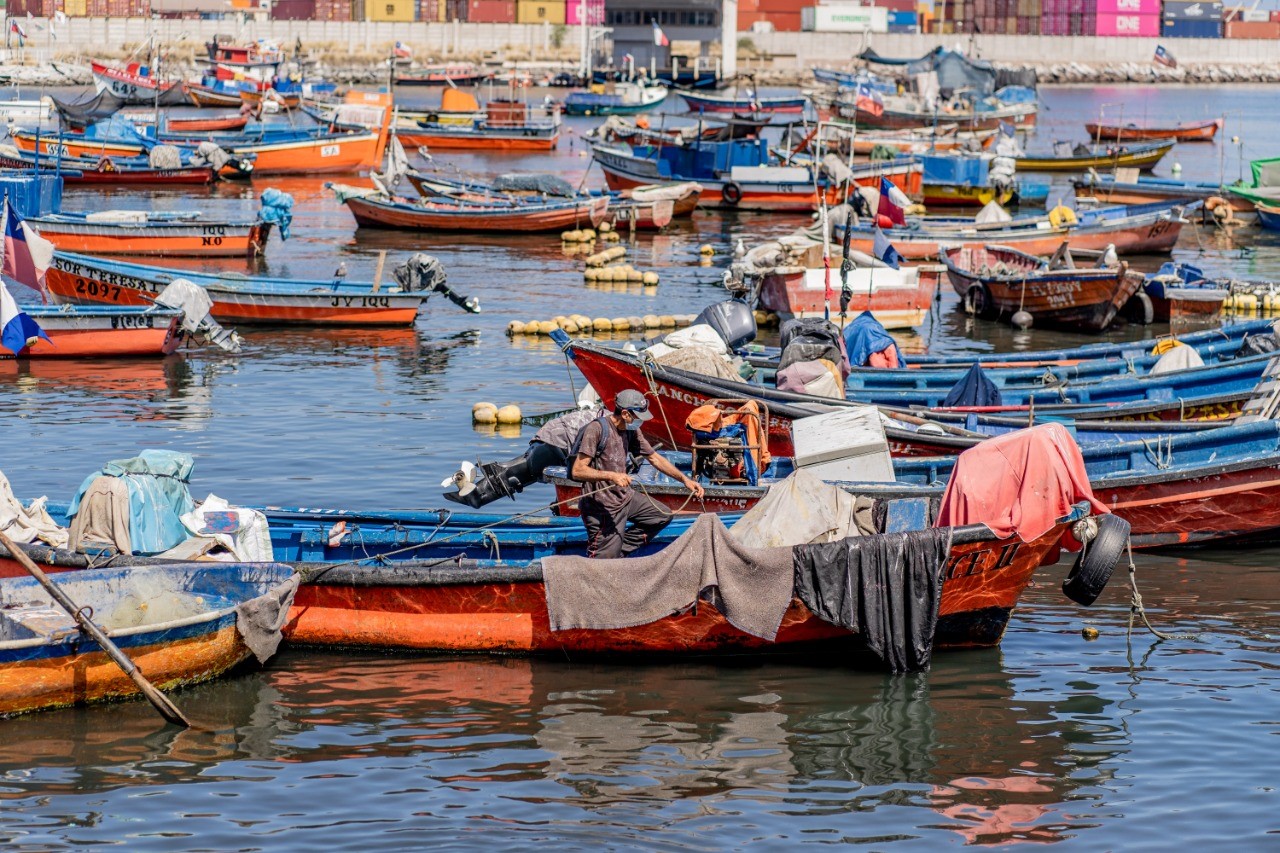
870, 0, 914, 9
272, 0, 317, 17
1095, 11, 1158, 34
1225, 19, 1280, 36
467, 0, 514, 20
1272, 9, 1280, 22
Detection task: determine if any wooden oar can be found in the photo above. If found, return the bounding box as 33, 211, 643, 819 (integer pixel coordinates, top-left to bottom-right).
0, 530, 191, 728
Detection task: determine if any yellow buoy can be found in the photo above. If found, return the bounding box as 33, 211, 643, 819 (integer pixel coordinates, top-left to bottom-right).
611, 317, 630, 330
473, 401, 497, 414
643, 314, 660, 329
496, 405, 522, 424
593, 317, 613, 331
506, 321, 525, 335
599, 221, 613, 233
1237, 293, 1258, 314
753, 309, 769, 325
699, 244, 715, 256
537, 320, 558, 334
659, 315, 676, 328
642, 271, 659, 285
523, 320, 541, 334
628, 269, 644, 283
628, 316, 644, 329
562, 320, 579, 334
473, 405, 498, 424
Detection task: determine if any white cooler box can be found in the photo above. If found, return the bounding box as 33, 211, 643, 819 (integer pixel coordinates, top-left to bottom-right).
791, 406, 895, 482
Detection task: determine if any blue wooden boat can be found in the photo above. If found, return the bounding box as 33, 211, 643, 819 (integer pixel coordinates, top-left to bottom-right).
0, 562, 295, 716
563, 82, 668, 116
1073, 172, 1247, 213
543, 419, 1280, 549
679, 90, 807, 114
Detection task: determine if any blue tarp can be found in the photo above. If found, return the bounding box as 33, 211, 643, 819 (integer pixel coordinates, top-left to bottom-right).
941, 364, 1003, 408
843, 311, 904, 368
259, 187, 294, 241
68, 450, 197, 555
920, 154, 988, 186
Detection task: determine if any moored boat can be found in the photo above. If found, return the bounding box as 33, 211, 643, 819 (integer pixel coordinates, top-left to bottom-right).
394, 63, 491, 86
679, 90, 807, 114
1073, 172, 1250, 213
30, 211, 274, 258
90, 60, 181, 105
563, 82, 668, 116
0, 146, 219, 185
940, 243, 1145, 332
1084, 118, 1220, 142
1015, 141, 1173, 173
0, 561, 296, 717
44, 251, 478, 327
184, 80, 252, 108
4, 303, 184, 358
333, 186, 609, 233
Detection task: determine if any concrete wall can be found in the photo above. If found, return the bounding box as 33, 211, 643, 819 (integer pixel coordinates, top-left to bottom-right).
745, 31, 1280, 66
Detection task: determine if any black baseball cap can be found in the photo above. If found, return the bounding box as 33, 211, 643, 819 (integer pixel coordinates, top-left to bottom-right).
615, 389, 653, 421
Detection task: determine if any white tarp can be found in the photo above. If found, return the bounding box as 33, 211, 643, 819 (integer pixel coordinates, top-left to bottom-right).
729, 469, 875, 548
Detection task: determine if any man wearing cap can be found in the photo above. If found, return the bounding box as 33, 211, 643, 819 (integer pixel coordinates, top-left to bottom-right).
570, 389, 705, 559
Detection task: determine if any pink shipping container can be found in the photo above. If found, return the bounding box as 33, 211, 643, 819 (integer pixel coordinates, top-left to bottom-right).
565, 0, 603, 24
1095, 11, 1159, 34
1096, 0, 1157, 13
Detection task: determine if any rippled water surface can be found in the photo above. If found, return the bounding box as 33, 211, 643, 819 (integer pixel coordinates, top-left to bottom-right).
0, 85, 1277, 848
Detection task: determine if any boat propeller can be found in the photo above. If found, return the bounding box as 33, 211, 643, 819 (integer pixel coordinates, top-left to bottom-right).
441, 461, 480, 497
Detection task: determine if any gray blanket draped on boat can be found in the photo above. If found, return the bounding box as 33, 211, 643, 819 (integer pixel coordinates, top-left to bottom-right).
235, 574, 301, 664
542, 513, 795, 641
793, 528, 954, 672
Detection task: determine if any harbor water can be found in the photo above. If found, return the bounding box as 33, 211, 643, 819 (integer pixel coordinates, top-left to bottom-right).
0, 84, 1276, 848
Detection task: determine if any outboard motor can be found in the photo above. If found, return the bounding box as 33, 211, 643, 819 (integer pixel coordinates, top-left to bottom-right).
441, 454, 542, 509
694, 298, 757, 349
393, 253, 480, 313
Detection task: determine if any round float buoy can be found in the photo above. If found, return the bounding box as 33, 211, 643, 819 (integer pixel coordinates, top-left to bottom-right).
496, 405, 522, 425
658, 315, 676, 328
593, 317, 613, 331
1081, 627, 1100, 641
1011, 310, 1033, 329
611, 317, 630, 330
643, 314, 660, 329
699, 244, 715, 256
642, 271, 659, 285
473, 405, 498, 424
506, 321, 525, 335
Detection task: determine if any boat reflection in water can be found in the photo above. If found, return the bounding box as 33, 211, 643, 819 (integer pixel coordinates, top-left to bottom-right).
0, 651, 1119, 846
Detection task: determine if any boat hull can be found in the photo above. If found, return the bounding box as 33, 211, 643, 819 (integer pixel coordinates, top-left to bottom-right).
185, 83, 246, 108
1084, 120, 1219, 142
679, 93, 807, 114
1016, 142, 1173, 173
344, 195, 609, 232
396, 127, 559, 151
45, 253, 427, 327
10, 306, 181, 357
758, 265, 942, 328
33, 220, 269, 258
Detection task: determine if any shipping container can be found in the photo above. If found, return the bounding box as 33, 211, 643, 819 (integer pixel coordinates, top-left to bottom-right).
516, 0, 564, 21
467, 0, 514, 20
1161, 15, 1220, 34
1097, 0, 1158, 12
272, 0, 316, 16
64, 0, 87, 14
870, 0, 914, 10
566, 0, 603, 24
367, 0, 414, 18
801, 4, 888, 30
445, 0, 467, 18
1161, 0, 1222, 20
1096, 11, 1159, 33
1224, 19, 1280, 37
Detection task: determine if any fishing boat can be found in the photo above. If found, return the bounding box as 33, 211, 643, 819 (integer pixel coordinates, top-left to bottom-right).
387, 90, 562, 152
590, 137, 922, 211
0, 562, 297, 717
394, 63, 492, 86
835, 200, 1194, 261
919, 152, 1049, 209
0, 146, 220, 186
4, 303, 184, 358
30, 211, 274, 258
1084, 118, 1220, 142
609, 182, 703, 230
159, 113, 250, 134
333, 186, 610, 233
1016, 141, 1173, 173
735, 233, 943, 328
44, 251, 478, 327
1227, 157, 1280, 206
563, 82, 668, 116
90, 61, 181, 105
1, 498, 1109, 661
679, 90, 807, 114
1073, 171, 1251, 213
940, 244, 1145, 332
836, 94, 1037, 131
848, 125, 998, 156
1257, 202, 1280, 230
199, 38, 287, 73
560, 336, 1264, 455
239, 87, 301, 111
7, 131, 256, 180
184, 79, 254, 109
1142, 262, 1230, 322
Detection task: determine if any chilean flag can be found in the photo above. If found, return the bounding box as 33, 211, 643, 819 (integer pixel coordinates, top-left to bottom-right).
877, 176, 908, 227
854, 83, 883, 117
0, 281, 50, 356
652, 20, 669, 47
3, 201, 55, 298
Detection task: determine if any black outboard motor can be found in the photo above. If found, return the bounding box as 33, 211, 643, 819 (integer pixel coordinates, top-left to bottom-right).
442, 442, 572, 508
694, 299, 757, 349
778, 317, 844, 371
394, 253, 481, 314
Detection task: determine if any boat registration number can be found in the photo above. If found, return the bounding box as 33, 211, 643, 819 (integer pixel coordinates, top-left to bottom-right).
110, 314, 156, 329
320, 145, 340, 157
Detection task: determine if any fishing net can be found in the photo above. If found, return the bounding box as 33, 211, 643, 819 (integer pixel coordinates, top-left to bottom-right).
491, 173, 576, 197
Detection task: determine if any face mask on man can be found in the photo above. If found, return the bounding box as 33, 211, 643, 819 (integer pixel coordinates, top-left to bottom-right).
625, 416, 643, 431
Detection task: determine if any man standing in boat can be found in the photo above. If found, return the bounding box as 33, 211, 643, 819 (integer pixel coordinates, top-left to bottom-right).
571, 389, 705, 558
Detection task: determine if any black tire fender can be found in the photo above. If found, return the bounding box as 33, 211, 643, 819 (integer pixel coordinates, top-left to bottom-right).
721, 181, 742, 206
1126, 291, 1154, 325
1063, 514, 1130, 606
964, 283, 993, 317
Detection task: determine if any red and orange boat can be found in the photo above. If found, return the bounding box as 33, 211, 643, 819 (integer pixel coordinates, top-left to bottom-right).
5, 304, 183, 358
163, 113, 250, 133
31, 212, 272, 258
1084, 118, 1221, 143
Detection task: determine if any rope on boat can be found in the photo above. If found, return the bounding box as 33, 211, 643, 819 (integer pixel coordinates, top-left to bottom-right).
1139, 435, 1173, 469
1124, 538, 1198, 643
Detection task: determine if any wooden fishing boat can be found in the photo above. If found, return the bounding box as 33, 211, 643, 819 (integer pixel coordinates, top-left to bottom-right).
850, 126, 998, 156
377, 89, 562, 152
44, 251, 475, 327
679, 90, 807, 114
90, 61, 180, 105
1073, 173, 1251, 213
336, 189, 609, 233
543, 419, 1280, 550
839, 97, 1037, 131
239, 88, 301, 111
0, 562, 295, 717
741, 236, 943, 328
0, 146, 220, 186
1084, 118, 1220, 142
940, 244, 1145, 332
184, 80, 250, 108
609, 182, 703, 230
564, 82, 668, 116
1142, 263, 1229, 322
4, 304, 183, 358
164, 113, 250, 133
560, 337, 1260, 456
394, 64, 491, 86
1227, 157, 1280, 206
1256, 202, 1280, 230
30, 212, 272, 259
200, 38, 287, 72
7, 131, 256, 180
835, 201, 1193, 261
591, 138, 922, 211
1015, 141, 1173, 173
1, 501, 1105, 659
